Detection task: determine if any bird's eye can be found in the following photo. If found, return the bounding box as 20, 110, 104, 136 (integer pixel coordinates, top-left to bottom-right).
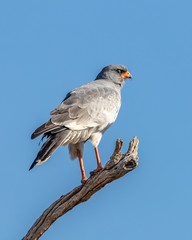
117, 69, 123, 74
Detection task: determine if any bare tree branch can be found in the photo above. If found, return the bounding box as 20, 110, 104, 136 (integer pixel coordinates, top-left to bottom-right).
23, 137, 139, 240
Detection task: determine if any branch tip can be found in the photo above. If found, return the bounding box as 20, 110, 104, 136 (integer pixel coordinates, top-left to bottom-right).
110, 138, 123, 158
127, 136, 139, 155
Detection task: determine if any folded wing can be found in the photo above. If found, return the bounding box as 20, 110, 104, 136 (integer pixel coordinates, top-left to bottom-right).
31, 82, 121, 139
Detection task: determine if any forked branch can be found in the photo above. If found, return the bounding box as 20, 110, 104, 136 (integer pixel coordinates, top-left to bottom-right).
23, 137, 139, 240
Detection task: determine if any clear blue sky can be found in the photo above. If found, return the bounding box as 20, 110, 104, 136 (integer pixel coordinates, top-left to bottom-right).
1, 0, 192, 239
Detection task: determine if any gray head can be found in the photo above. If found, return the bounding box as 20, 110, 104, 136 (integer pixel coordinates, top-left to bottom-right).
95, 64, 132, 87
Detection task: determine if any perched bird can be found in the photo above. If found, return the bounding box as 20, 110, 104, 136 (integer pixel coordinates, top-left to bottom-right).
30, 64, 132, 183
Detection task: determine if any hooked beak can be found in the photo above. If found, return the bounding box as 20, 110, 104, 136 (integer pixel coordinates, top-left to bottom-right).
120, 71, 132, 79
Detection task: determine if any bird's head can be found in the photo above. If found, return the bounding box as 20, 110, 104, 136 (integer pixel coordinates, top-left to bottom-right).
95, 64, 132, 87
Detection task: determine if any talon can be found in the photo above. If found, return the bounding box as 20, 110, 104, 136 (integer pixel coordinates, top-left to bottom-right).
81, 178, 87, 184
90, 171, 95, 176
90, 165, 103, 176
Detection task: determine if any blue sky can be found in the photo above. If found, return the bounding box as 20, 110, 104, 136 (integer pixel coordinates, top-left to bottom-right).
1, 0, 192, 239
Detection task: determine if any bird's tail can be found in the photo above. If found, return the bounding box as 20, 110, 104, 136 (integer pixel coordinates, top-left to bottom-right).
29, 131, 70, 170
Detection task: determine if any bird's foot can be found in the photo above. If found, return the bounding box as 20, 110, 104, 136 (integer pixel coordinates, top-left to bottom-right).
90, 165, 103, 176
81, 177, 87, 185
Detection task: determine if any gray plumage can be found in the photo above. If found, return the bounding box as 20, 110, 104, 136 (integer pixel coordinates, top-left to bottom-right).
30, 64, 132, 170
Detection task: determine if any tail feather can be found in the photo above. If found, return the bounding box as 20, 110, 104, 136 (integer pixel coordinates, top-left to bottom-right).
31, 120, 66, 140
29, 131, 70, 170
29, 160, 37, 171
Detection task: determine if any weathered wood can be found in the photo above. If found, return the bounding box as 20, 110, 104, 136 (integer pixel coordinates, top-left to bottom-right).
23, 137, 139, 240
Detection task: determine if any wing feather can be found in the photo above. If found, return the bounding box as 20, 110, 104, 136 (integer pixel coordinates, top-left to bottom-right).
49, 82, 121, 131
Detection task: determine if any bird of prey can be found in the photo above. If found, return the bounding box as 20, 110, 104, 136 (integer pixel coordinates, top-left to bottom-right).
30, 64, 132, 183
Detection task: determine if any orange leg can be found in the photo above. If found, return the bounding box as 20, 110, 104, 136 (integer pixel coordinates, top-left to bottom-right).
77, 150, 87, 183
91, 147, 103, 174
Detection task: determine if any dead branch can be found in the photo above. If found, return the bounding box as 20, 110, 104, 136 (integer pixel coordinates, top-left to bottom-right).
23, 137, 139, 240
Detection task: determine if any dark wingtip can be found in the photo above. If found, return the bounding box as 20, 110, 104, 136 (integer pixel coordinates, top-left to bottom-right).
29, 161, 36, 171
31, 132, 36, 140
